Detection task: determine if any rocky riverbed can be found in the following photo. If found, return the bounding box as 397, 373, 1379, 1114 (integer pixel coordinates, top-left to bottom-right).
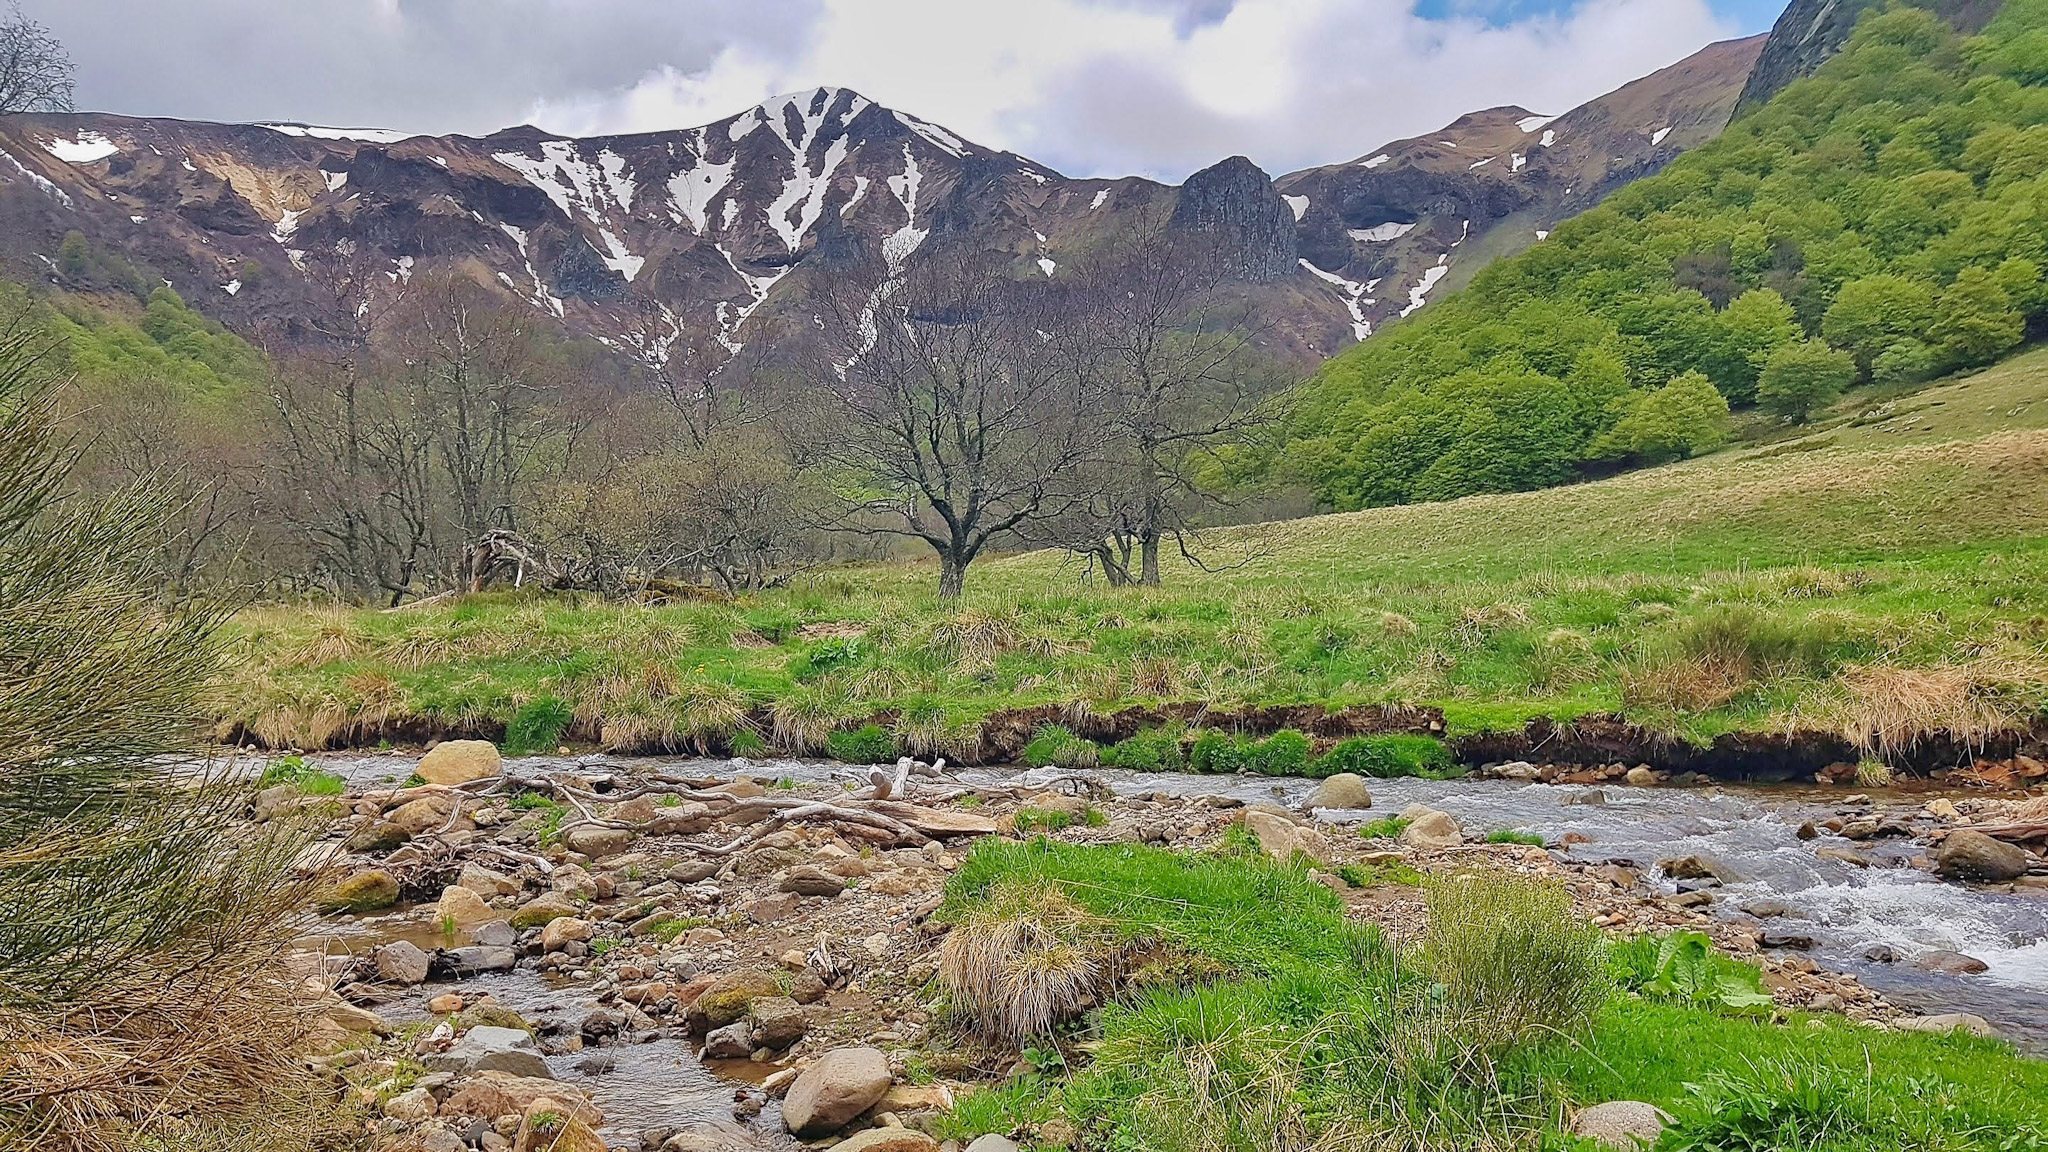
272, 745, 2048, 1152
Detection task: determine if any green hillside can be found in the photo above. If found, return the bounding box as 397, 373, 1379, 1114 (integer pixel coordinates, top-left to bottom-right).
1253, 0, 2048, 510
227, 348, 2048, 756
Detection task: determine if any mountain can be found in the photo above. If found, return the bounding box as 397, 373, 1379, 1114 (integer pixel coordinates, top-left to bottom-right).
1274, 34, 1768, 343
0, 37, 1761, 371
1735, 0, 2004, 113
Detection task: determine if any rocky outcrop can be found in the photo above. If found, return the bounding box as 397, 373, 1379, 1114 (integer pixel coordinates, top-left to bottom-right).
1735, 0, 2002, 115
1169, 156, 1297, 283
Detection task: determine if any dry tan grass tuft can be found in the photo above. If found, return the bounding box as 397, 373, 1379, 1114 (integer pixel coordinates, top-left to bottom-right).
1832, 657, 2048, 758
1620, 655, 1748, 712
1450, 602, 1531, 647
939, 879, 1114, 1045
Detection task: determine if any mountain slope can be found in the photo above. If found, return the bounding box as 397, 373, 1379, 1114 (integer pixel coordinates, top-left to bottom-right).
1274, 34, 1767, 342
0, 33, 1773, 372
1735, 0, 2005, 113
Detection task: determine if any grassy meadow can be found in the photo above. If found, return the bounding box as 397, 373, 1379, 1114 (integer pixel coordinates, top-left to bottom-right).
224, 349, 2048, 760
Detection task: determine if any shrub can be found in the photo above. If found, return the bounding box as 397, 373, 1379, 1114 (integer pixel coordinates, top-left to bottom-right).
1609, 930, 1773, 1015
1312, 734, 1453, 779
1188, 728, 1248, 774
1190, 729, 1313, 776
255, 755, 345, 796
1245, 730, 1311, 776
1023, 724, 1099, 769
503, 695, 573, 756
1420, 871, 1609, 1050
826, 723, 896, 765
937, 878, 1114, 1045
1100, 725, 1187, 772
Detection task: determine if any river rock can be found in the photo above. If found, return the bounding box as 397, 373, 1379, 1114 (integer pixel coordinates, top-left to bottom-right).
1571, 1101, 1672, 1150
509, 893, 580, 930
966, 1138, 1023, 1152
345, 819, 410, 852
563, 825, 635, 859
780, 866, 848, 898
1914, 949, 1989, 975
321, 869, 400, 913
540, 916, 594, 952
1740, 898, 1791, 918
701, 1020, 755, 1059
438, 884, 496, 927
458, 862, 520, 897
1935, 830, 2031, 883
749, 995, 808, 1049
1307, 773, 1372, 810
513, 1095, 608, 1152
1243, 810, 1332, 864
1625, 767, 1656, 787
1399, 808, 1463, 849
425, 1025, 552, 1079
390, 794, 465, 835
375, 940, 432, 985
440, 1072, 598, 1125
441, 946, 519, 975
417, 739, 503, 786
686, 968, 783, 1033
781, 1046, 893, 1137
473, 919, 517, 947
830, 1131, 939, 1152
666, 860, 721, 884
1894, 1012, 1999, 1038
1759, 929, 1815, 950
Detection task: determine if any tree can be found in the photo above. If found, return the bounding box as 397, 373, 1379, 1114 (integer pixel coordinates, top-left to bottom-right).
1054, 226, 1281, 586
0, 2, 72, 114
1702, 288, 1800, 404
1821, 275, 1937, 374
1592, 371, 1731, 463
1758, 339, 1856, 423
816, 250, 1103, 599
1928, 266, 2024, 369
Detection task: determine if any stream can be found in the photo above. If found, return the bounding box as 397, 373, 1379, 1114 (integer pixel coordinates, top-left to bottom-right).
301, 752, 2048, 1145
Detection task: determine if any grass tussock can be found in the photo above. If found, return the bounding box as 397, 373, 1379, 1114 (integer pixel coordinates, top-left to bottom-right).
938, 878, 1115, 1045
1832, 655, 2048, 759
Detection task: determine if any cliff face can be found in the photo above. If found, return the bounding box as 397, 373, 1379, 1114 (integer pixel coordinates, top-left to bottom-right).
1735, 0, 2005, 114
1169, 156, 1299, 284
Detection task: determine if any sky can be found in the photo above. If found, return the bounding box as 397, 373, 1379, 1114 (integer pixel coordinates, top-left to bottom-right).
28, 0, 1789, 181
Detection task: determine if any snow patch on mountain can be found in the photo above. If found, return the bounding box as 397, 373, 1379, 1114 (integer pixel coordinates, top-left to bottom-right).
1349, 221, 1416, 242
1284, 194, 1309, 221
1361, 154, 1391, 169
43, 132, 119, 164
1299, 259, 1373, 343
260, 124, 416, 144
1402, 255, 1450, 318
1518, 114, 1557, 133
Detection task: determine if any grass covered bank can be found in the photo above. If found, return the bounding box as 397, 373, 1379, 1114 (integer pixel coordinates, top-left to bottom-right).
224, 356, 2048, 764
921, 836, 2048, 1152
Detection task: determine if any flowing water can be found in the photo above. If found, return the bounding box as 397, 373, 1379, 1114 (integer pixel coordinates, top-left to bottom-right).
302, 752, 2048, 1144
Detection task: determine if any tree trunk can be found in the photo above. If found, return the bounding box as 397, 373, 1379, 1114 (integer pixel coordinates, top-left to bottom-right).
938, 553, 967, 600
1140, 528, 1161, 587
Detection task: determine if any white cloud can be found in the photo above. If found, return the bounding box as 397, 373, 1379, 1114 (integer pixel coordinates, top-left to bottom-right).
528, 0, 1739, 180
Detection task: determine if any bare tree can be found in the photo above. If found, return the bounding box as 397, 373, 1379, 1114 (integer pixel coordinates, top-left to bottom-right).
817, 250, 1105, 599
0, 3, 73, 115
1057, 224, 1283, 585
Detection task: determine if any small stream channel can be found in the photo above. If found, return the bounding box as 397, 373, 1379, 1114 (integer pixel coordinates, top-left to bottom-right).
300, 752, 2048, 1145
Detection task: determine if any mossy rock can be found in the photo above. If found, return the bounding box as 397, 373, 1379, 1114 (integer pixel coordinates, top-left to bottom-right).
320, 869, 400, 913
460, 1002, 532, 1033
508, 893, 579, 930
685, 968, 782, 1033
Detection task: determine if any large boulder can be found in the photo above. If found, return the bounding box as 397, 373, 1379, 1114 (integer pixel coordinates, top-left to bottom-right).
416, 739, 502, 786
1242, 810, 1332, 865
1307, 773, 1373, 811
423, 1025, 552, 1079
389, 794, 464, 835
748, 995, 808, 1049
1935, 830, 2031, 883
540, 916, 594, 952
1399, 808, 1463, 849
781, 1046, 893, 1137
1571, 1101, 1672, 1150
965, 1138, 1022, 1152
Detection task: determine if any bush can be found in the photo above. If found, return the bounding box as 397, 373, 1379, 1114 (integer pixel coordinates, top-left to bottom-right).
1421, 871, 1609, 1050
1023, 724, 1099, 769
826, 723, 896, 765
1312, 734, 1453, 779
503, 695, 573, 756
1757, 340, 1855, 423
1100, 725, 1187, 772
1188, 729, 1313, 776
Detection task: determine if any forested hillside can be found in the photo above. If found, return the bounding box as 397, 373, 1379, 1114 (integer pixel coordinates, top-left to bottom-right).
1259, 1, 2048, 510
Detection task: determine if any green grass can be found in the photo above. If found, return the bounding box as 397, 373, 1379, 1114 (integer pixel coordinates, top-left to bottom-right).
928, 839, 2048, 1152
1356, 816, 1413, 840
255, 755, 345, 796
223, 352, 2048, 758
1484, 830, 1547, 846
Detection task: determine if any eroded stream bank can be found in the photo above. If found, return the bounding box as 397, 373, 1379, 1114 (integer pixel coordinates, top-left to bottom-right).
289, 751, 2047, 1151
